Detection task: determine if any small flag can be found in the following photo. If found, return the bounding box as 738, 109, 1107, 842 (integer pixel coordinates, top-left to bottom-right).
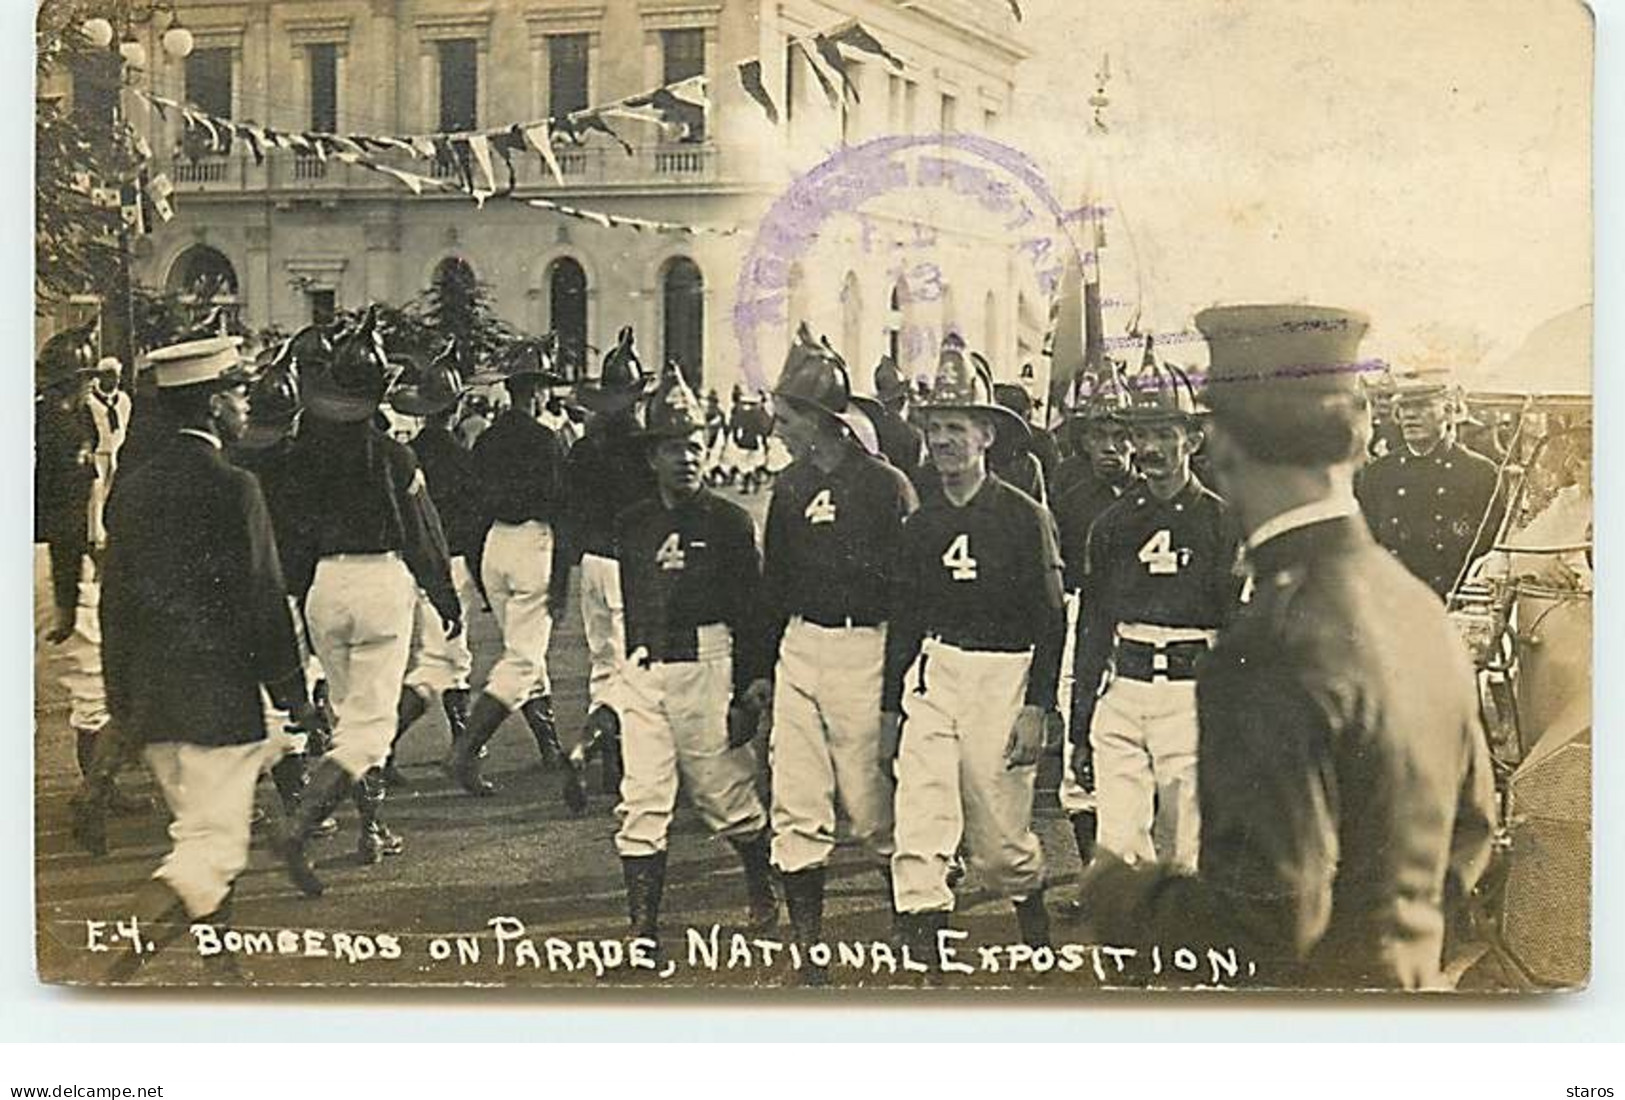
738, 59, 779, 124
813, 35, 862, 102
822, 21, 904, 70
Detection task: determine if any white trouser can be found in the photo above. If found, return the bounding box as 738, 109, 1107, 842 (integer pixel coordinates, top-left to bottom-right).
143, 739, 269, 917
62, 553, 110, 735
770, 618, 894, 873
1090, 675, 1201, 871
892, 638, 1045, 914
34, 545, 109, 736
614, 625, 767, 857
89, 452, 115, 547
305, 555, 416, 779
579, 553, 627, 715
405, 555, 479, 697
481, 521, 555, 708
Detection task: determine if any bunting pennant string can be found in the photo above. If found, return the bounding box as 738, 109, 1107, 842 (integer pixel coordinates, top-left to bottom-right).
121, 16, 906, 231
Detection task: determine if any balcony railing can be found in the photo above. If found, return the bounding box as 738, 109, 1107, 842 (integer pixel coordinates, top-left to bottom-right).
163, 142, 725, 196
172, 156, 230, 184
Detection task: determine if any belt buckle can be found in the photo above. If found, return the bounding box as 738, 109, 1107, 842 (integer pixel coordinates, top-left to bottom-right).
1151, 649, 1170, 683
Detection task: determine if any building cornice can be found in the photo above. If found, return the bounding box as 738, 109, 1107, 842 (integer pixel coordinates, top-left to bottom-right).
893, 1, 1030, 65
285, 15, 353, 46
524, 3, 607, 38
414, 10, 494, 43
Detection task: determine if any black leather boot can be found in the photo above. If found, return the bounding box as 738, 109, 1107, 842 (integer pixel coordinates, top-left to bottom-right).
1060, 810, 1098, 919
445, 691, 508, 796
441, 687, 471, 748
269, 753, 307, 817
521, 695, 564, 771
622, 851, 668, 942
730, 830, 779, 933
308, 680, 336, 757
68, 722, 140, 856
579, 705, 623, 795
354, 766, 404, 864
103, 878, 191, 983
268, 753, 339, 839
1014, 889, 1052, 949
782, 866, 828, 986
894, 910, 950, 977
75, 728, 96, 777
279, 756, 354, 898
383, 687, 429, 788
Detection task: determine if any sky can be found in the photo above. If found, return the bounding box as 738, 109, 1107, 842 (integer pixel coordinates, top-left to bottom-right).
1005, 0, 1592, 380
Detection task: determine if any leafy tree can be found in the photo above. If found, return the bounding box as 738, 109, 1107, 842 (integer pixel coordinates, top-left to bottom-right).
419, 256, 517, 372
35, 1, 132, 313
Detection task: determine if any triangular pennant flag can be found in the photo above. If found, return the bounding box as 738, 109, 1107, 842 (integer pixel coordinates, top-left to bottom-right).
795, 39, 841, 107
822, 21, 904, 70
738, 59, 779, 124
235, 123, 264, 165
813, 34, 861, 102
410, 136, 437, 160
616, 81, 707, 141
489, 126, 526, 194
556, 112, 633, 155
467, 133, 497, 195
523, 123, 565, 185
374, 164, 426, 195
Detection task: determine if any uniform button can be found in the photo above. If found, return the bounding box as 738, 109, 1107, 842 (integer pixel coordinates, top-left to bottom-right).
1445, 462, 1453, 470
1397, 487, 1407, 497
1434, 543, 1445, 551
1174, 503, 1184, 512
1437, 487, 1446, 495
1434, 514, 1443, 522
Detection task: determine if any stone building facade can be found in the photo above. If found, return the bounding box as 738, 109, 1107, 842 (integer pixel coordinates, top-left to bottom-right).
112, 0, 1038, 395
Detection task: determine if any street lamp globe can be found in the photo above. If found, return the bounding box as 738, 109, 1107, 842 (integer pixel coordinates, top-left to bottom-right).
81, 17, 115, 49
119, 37, 148, 68
161, 25, 194, 59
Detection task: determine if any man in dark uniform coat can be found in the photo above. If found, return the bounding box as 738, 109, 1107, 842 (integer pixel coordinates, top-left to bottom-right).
276, 310, 460, 891
883, 340, 1066, 959
760, 325, 919, 982
1356, 377, 1503, 598
1078, 305, 1497, 989
613, 364, 776, 947
100, 335, 319, 947
870, 355, 926, 487
1050, 382, 1137, 889
559, 327, 657, 799
446, 339, 573, 793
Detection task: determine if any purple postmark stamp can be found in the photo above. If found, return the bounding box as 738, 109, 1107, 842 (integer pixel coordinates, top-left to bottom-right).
732, 133, 1099, 390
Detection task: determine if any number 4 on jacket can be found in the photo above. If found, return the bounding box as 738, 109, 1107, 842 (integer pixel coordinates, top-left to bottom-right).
942, 532, 978, 581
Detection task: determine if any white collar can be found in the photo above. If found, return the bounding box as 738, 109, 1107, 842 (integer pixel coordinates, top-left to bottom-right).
1246, 494, 1360, 553
178, 428, 223, 451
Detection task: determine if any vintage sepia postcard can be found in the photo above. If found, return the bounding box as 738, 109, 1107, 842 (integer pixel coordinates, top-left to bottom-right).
33, 0, 1592, 994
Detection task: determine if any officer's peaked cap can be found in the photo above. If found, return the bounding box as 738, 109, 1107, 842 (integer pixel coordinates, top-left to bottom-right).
1195, 304, 1370, 411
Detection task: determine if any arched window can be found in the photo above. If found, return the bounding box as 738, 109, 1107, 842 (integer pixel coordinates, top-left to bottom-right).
165, 244, 240, 329
661, 257, 704, 389
548, 257, 588, 381
840, 271, 862, 368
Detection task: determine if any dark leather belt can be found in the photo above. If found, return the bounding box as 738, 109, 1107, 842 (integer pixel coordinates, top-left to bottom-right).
927, 632, 1031, 654
799, 611, 885, 630
1113, 638, 1208, 682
